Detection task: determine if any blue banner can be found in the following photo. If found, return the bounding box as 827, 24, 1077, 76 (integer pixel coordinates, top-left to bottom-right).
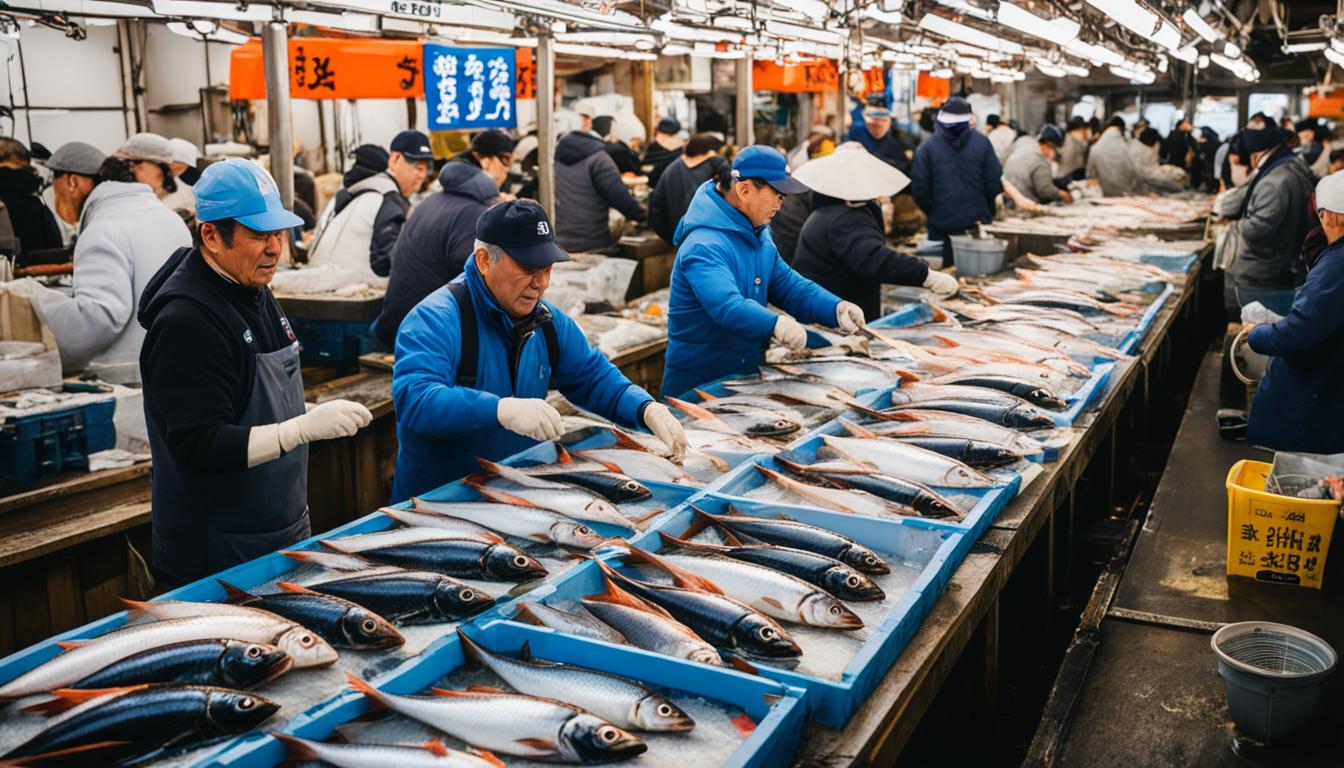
423, 44, 517, 131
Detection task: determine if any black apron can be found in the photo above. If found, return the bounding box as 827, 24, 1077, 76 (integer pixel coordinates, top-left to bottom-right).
151, 338, 309, 590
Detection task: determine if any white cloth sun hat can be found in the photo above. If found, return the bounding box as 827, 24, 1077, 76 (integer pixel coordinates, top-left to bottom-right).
1315, 170, 1344, 214
789, 141, 911, 202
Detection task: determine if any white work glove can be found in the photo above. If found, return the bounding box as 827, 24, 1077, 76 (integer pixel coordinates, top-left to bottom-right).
835, 301, 866, 334
641, 402, 688, 460
922, 270, 959, 297
497, 397, 564, 442
249, 399, 373, 467
772, 314, 808, 351
1240, 301, 1283, 326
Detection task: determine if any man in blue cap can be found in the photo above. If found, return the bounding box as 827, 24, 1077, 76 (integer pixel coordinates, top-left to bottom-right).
390, 199, 688, 500
662, 145, 866, 398
137, 159, 374, 588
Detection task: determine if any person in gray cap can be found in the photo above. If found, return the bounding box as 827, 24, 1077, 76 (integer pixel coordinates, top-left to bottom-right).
42, 141, 105, 246
160, 137, 200, 216
1002, 125, 1073, 206
114, 132, 178, 200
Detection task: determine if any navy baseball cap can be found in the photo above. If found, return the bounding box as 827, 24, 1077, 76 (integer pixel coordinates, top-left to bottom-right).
194, 158, 303, 232
390, 130, 433, 161
731, 145, 809, 195
475, 199, 571, 269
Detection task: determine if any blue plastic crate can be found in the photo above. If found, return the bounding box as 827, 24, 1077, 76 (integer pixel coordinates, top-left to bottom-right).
0, 396, 116, 491
199, 618, 808, 768
289, 316, 377, 366
496, 496, 963, 728
1116, 283, 1175, 355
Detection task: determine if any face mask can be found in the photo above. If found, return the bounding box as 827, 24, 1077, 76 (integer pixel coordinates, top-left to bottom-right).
1231, 165, 1250, 186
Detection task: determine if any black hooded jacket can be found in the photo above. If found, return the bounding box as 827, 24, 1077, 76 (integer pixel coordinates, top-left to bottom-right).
647, 155, 726, 245
554, 131, 645, 252
0, 166, 62, 258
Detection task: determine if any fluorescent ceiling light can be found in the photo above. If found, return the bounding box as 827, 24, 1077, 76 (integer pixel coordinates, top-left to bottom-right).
997, 2, 1079, 47
930, 66, 954, 78
1182, 9, 1219, 43
653, 15, 742, 43
554, 43, 656, 60
1060, 62, 1090, 77
774, 0, 828, 21
1222, 41, 1240, 57
1152, 22, 1180, 51
1326, 48, 1344, 67
764, 19, 845, 45
714, 15, 752, 31
285, 10, 378, 32
152, 0, 270, 20
1284, 40, 1328, 54
167, 20, 250, 43
918, 13, 1024, 55
558, 31, 658, 48
1084, 0, 1157, 38
1064, 38, 1125, 66
1197, 54, 1209, 69
931, 0, 993, 22
862, 7, 903, 24
661, 43, 694, 55
1172, 44, 1198, 63
1033, 60, 1066, 77
451, 31, 535, 46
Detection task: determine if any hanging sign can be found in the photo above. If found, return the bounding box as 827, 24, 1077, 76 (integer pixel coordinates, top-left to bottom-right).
753, 59, 885, 94
228, 38, 422, 100
423, 44, 517, 130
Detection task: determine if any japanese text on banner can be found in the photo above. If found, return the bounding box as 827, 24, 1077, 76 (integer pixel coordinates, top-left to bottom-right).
423, 45, 517, 130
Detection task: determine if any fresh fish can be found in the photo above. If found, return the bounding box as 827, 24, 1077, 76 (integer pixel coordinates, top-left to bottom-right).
989, 322, 1127, 361
883, 382, 1044, 406
684, 428, 783, 456
692, 390, 808, 425
345, 674, 648, 764
0, 611, 334, 699
884, 399, 1056, 430
618, 547, 862, 630
457, 630, 695, 732
596, 427, 732, 473
924, 374, 1069, 409
927, 362, 1081, 395
754, 464, 903, 518
767, 359, 898, 391
404, 499, 605, 549
380, 507, 500, 539
487, 445, 653, 502
666, 396, 798, 439
842, 413, 1043, 457
291, 563, 495, 625
820, 433, 997, 488
272, 733, 503, 768
719, 375, 855, 409
321, 527, 548, 582
216, 581, 404, 650
68, 639, 291, 691
880, 328, 1092, 377
511, 602, 628, 645
870, 434, 1023, 468
658, 529, 884, 602
772, 457, 964, 518
975, 287, 1138, 315
692, 508, 889, 575
579, 581, 724, 666
3, 684, 278, 764
467, 475, 639, 533
593, 560, 802, 660
574, 432, 700, 484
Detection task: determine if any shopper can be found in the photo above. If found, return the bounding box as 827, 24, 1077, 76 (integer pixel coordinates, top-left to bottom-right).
43, 141, 104, 246
160, 138, 200, 215
1160, 118, 1195, 171
985, 114, 1016, 164
1295, 118, 1331, 178
1002, 125, 1073, 205
554, 112, 646, 253
1056, 116, 1090, 182
309, 130, 432, 281
113, 133, 178, 201
596, 115, 642, 176
647, 132, 727, 246
1085, 116, 1138, 196
641, 116, 684, 186
910, 97, 1003, 266
848, 100, 911, 174
139, 160, 373, 587
0, 137, 62, 258
1244, 171, 1344, 453
1130, 128, 1186, 194
375, 131, 514, 349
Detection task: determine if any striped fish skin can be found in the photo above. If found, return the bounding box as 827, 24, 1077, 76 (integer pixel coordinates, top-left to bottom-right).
886, 400, 1057, 430
321, 529, 547, 582
697, 508, 889, 575
572, 448, 698, 485
403, 500, 605, 550
468, 480, 638, 533
457, 630, 695, 732
512, 602, 627, 645
579, 581, 723, 667
821, 434, 996, 489
3, 685, 278, 763
773, 457, 962, 518
219, 582, 404, 651
306, 570, 494, 625
931, 375, 1068, 409
844, 414, 1042, 458
884, 436, 1024, 468
659, 531, 884, 602
70, 639, 291, 690
272, 733, 502, 768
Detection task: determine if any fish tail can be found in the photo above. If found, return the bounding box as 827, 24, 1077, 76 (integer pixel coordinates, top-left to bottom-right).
345, 673, 389, 710
271, 733, 319, 762
455, 628, 487, 667
664, 395, 720, 423
0, 741, 134, 767
216, 579, 255, 604
616, 546, 723, 594
607, 428, 652, 453
21, 685, 148, 716
692, 388, 719, 401
511, 602, 544, 626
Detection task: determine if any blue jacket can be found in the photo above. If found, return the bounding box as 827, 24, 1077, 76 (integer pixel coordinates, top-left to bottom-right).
662, 182, 841, 398
1246, 238, 1344, 453
391, 258, 653, 501
848, 122, 912, 176
910, 122, 1003, 239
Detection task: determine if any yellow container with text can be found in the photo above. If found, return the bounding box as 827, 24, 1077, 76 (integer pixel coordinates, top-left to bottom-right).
1226, 460, 1338, 589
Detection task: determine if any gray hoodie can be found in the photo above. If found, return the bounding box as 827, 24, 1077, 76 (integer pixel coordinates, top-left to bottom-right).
1086, 127, 1138, 197
33, 181, 191, 383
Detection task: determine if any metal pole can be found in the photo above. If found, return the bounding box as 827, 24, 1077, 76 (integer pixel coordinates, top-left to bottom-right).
262, 20, 294, 210
536, 28, 557, 221
735, 56, 753, 146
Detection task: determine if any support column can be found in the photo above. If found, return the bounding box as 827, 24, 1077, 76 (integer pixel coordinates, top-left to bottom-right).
632, 59, 656, 144
123, 20, 148, 133
262, 20, 294, 210
734, 56, 753, 146
536, 29, 557, 221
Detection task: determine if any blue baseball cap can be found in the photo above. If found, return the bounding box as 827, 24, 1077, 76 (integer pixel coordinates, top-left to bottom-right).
194, 158, 303, 232
390, 130, 433, 161
475, 199, 571, 269
731, 145, 809, 194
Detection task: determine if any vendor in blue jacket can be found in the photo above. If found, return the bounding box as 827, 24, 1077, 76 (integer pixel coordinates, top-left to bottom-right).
1245, 171, 1344, 453
390, 200, 688, 501
662, 145, 867, 398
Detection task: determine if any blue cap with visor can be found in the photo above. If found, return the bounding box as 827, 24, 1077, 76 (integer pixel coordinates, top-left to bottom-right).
194, 158, 304, 233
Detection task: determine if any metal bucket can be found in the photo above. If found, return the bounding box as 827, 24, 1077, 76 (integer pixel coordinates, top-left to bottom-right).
1211, 621, 1337, 741
949, 235, 1008, 276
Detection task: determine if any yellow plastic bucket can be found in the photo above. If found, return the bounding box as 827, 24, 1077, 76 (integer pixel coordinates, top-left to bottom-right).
1225, 460, 1338, 589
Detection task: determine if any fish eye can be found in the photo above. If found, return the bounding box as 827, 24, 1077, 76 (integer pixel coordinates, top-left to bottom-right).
460, 588, 475, 601
598, 726, 620, 744
658, 704, 673, 716
758, 626, 778, 640
829, 605, 841, 615
298, 634, 316, 648
846, 575, 861, 588
865, 557, 879, 567
245, 645, 263, 658
624, 481, 641, 491
238, 697, 255, 710
362, 619, 378, 633
577, 526, 593, 536
513, 555, 530, 568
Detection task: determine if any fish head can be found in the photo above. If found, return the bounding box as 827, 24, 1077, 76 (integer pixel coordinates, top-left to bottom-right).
632, 693, 696, 732
1014, 407, 1057, 429
617, 478, 653, 501
744, 418, 801, 438
484, 543, 549, 581
841, 546, 891, 576
552, 521, 605, 550
1030, 388, 1068, 409
434, 580, 494, 617
799, 592, 865, 630
205, 689, 281, 735
585, 497, 626, 522
730, 614, 802, 658
339, 605, 405, 650
274, 625, 340, 668
822, 566, 885, 601
560, 714, 648, 763
218, 640, 293, 688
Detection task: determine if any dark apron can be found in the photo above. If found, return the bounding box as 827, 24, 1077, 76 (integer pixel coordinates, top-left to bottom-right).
151, 341, 310, 590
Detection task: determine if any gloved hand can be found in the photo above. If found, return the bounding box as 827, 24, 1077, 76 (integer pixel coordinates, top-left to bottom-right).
278, 399, 373, 452
835, 301, 866, 333
642, 402, 688, 460
497, 397, 564, 442
772, 314, 808, 351
922, 270, 959, 297
1240, 301, 1283, 326
2, 277, 61, 305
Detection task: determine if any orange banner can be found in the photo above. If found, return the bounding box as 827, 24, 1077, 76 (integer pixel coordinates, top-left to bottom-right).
229, 39, 537, 101
916, 72, 951, 101
753, 59, 884, 94
1307, 89, 1344, 119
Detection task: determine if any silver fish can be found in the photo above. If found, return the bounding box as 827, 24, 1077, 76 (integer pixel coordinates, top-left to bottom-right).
404, 499, 605, 549
820, 433, 997, 488
579, 580, 724, 667
511, 602, 627, 645
468, 475, 639, 533
273, 733, 502, 768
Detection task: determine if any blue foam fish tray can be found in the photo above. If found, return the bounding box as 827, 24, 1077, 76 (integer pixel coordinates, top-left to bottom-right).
200, 618, 809, 768
1116, 283, 1175, 355
491, 495, 962, 729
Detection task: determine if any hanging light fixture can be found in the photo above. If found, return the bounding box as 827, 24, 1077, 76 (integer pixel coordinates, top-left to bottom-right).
997, 2, 1079, 47
1181, 9, 1220, 43
917, 13, 1024, 55
1083, 0, 1158, 38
